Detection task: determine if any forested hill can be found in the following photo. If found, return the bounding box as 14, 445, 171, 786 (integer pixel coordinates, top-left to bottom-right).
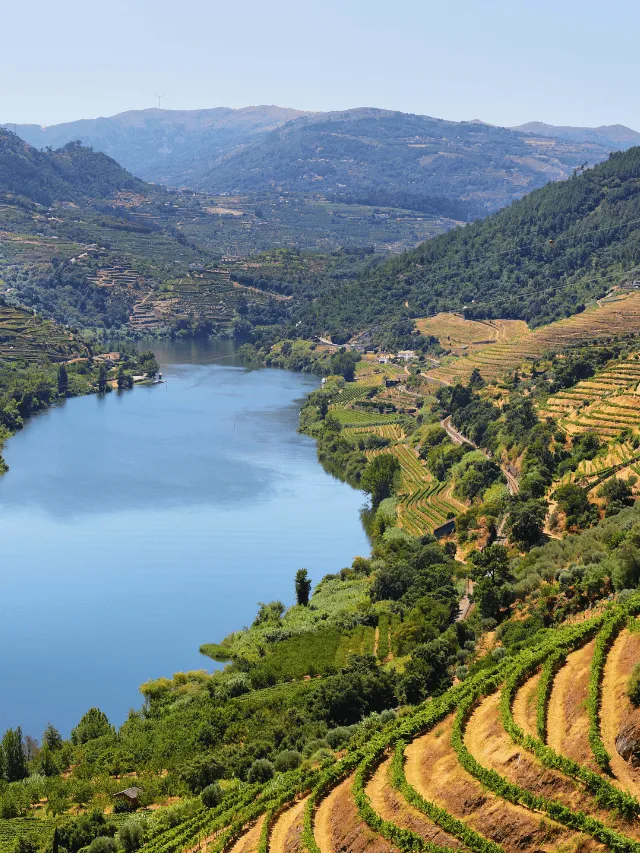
9, 107, 617, 217
202, 108, 614, 216
301, 146, 640, 336
0, 130, 146, 205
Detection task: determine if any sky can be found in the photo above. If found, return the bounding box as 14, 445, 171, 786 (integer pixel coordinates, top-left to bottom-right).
2, 0, 639, 129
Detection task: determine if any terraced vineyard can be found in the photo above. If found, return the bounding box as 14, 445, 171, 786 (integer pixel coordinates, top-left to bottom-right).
426, 293, 640, 385
129, 271, 277, 332
0, 817, 55, 852
416, 313, 528, 355
131, 596, 640, 853
0, 305, 87, 362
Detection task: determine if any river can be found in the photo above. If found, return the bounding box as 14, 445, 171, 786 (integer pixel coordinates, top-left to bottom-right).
0, 340, 370, 737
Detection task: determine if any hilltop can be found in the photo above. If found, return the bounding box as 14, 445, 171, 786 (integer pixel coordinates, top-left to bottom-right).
512, 121, 640, 149
10, 105, 310, 188
0, 130, 145, 206
8, 107, 620, 218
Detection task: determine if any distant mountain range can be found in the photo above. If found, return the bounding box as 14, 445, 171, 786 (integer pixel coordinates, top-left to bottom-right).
7, 106, 310, 190
7, 107, 639, 218
511, 121, 640, 150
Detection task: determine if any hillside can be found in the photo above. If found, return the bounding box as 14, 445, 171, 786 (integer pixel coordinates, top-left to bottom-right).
513, 121, 640, 149
203, 108, 615, 217
0, 130, 146, 205
295, 145, 640, 337
8, 107, 617, 218
8, 106, 312, 187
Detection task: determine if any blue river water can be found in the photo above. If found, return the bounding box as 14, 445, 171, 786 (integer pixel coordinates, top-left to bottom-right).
0, 340, 370, 737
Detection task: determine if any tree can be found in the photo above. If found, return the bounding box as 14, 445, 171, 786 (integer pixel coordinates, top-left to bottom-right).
598, 477, 634, 516
57, 364, 69, 396
201, 782, 224, 809
97, 364, 108, 393
295, 568, 312, 606
361, 453, 400, 505
507, 498, 548, 548
117, 366, 133, 390
139, 351, 158, 379
470, 545, 513, 620
1, 728, 28, 782
553, 483, 593, 528
247, 758, 274, 783
118, 818, 145, 853
42, 723, 63, 752
330, 348, 360, 382
71, 708, 113, 745
179, 754, 224, 793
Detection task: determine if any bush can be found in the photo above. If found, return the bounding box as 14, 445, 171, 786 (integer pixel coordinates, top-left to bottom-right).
86, 839, 119, 853
302, 738, 330, 758
325, 726, 352, 749
118, 818, 145, 853
201, 782, 224, 808
628, 663, 640, 706
274, 750, 302, 772
247, 759, 274, 784
113, 797, 136, 814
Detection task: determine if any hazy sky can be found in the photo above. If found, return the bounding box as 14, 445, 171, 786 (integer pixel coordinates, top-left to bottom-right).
2, 0, 639, 129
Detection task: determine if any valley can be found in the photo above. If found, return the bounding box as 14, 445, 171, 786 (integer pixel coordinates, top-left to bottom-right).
3, 98, 640, 853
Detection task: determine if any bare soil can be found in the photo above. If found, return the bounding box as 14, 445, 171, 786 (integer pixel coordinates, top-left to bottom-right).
601, 628, 640, 798
365, 754, 466, 849
512, 671, 541, 738
314, 775, 398, 853
270, 797, 307, 853
227, 816, 266, 853
404, 714, 596, 853
547, 640, 600, 771
465, 690, 637, 840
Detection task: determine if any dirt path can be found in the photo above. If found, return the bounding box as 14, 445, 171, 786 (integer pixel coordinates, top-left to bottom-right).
512, 670, 541, 738
269, 798, 307, 853
601, 628, 640, 798
465, 691, 634, 841
365, 754, 465, 849
225, 815, 266, 853
404, 716, 583, 853
314, 775, 397, 853
547, 640, 599, 771
373, 626, 380, 658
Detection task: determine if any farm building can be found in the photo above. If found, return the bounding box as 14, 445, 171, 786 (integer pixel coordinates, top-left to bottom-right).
114, 787, 144, 808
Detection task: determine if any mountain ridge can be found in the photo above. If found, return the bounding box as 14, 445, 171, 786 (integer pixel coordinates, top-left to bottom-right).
5, 106, 632, 217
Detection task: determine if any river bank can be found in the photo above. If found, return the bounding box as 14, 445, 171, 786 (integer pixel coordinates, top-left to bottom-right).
0, 339, 371, 736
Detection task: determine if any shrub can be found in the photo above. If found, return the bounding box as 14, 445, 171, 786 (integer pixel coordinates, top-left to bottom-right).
86, 839, 119, 853
113, 797, 136, 814
118, 818, 145, 853
325, 727, 352, 749
247, 759, 275, 784
274, 750, 302, 772
201, 782, 224, 808
303, 738, 330, 758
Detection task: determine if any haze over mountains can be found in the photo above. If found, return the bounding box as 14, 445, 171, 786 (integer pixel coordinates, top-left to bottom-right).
7, 106, 640, 218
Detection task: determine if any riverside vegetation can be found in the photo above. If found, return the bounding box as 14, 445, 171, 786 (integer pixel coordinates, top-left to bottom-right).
5, 125, 640, 853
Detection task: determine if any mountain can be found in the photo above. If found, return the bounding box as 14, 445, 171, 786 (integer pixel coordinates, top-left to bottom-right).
0, 129, 146, 205
292, 145, 640, 336
8, 105, 311, 187
512, 121, 640, 150
7, 106, 621, 218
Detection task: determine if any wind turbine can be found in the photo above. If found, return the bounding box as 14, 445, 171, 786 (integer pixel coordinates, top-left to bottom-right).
156, 94, 164, 109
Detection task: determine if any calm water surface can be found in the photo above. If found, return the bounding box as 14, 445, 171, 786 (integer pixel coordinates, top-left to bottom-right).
0, 340, 370, 736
